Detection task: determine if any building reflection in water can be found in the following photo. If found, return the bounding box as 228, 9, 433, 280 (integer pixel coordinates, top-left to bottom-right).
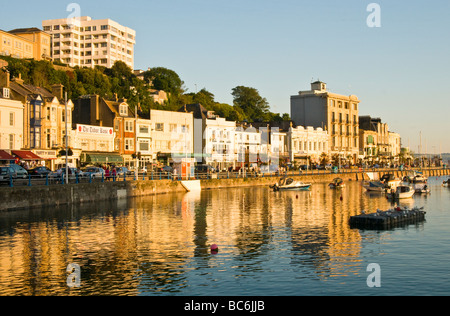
0, 181, 405, 295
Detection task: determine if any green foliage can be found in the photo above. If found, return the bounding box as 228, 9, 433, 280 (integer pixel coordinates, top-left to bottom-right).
144, 67, 184, 96
232, 86, 271, 122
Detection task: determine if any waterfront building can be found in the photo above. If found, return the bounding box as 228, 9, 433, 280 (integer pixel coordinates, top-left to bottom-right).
359, 116, 400, 164
287, 123, 329, 166
234, 122, 261, 168
1, 69, 75, 169
150, 109, 193, 166
1, 28, 51, 61
73, 124, 122, 166
179, 104, 236, 170
291, 81, 360, 164
135, 118, 153, 168
389, 132, 401, 163
42, 16, 136, 69
251, 121, 289, 167
73, 95, 137, 166
0, 86, 24, 151
359, 129, 379, 164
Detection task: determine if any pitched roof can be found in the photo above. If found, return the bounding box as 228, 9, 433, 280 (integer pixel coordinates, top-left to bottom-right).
178, 103, 209, 119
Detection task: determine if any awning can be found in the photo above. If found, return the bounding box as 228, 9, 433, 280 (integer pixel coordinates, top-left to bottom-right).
12, 150, 43, 161
82, 152, 124, 164
0, 150, 14, 160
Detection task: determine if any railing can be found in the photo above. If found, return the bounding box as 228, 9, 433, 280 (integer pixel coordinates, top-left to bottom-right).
1, 167, 448, 188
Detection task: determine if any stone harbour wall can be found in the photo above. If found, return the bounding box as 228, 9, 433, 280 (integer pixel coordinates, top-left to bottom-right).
1, 168, 449, 212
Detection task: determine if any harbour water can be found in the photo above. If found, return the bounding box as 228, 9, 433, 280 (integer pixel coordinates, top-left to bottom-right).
1, 176, 450, 296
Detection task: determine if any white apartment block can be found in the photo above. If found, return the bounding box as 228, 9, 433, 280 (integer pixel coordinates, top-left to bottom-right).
42, 16, 136, 69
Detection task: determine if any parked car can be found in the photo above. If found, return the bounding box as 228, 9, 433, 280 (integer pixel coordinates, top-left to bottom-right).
195, 165, 216, 173
8, 164, 28, 179
50, 168, 82, 179
155, 166, 173, 174
82, 167, 105, 178
115, 166, 132, 177
0, 166, 16, 183
28, 166, 52, 178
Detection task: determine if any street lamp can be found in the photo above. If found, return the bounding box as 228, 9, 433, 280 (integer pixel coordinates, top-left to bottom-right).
130, 86, 139, 179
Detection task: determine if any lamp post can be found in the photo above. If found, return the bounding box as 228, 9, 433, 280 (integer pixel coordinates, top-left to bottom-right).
65, 92, 69, 184
130, 86, 139, 180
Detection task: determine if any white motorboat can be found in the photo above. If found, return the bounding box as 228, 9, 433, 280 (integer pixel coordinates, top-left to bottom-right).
271, 178, 312, 191
404, 171, 428, 184
412, 175, 428, 184
363, 174, 401, 193
414, 183, 430, 194
387, 185, 415, 199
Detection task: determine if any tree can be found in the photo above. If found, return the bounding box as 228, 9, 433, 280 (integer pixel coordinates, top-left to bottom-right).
232, 86, 270, 122
320, 152, 330, 166
144, 67, 184, 96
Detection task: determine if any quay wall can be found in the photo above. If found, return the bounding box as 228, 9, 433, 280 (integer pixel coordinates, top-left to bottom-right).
1, 168, 449, 212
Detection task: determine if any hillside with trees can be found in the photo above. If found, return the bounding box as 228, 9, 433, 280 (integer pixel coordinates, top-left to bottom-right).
0, 56, 290, 122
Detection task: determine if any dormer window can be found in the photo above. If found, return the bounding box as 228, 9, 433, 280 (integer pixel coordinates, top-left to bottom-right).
119, 103, 128, 116
2, 88, 10, 99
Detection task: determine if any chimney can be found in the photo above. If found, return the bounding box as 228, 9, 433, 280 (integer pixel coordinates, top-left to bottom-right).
13, 73, 24, 85
0, 69, 10, 89
52, 84, 64, 100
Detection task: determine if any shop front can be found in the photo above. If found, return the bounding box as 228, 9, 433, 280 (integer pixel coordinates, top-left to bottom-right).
81, 152, 124, 166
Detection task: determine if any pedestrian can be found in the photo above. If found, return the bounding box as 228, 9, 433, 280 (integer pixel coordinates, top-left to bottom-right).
112, 167, 117, 181
105, 167, 110, 181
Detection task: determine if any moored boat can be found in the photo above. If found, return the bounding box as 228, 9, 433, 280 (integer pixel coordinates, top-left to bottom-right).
414, 183, 430, 194
329, 178, 345, 189
387, 185, 415, 199
363, 174, 401, 193
271, 177, 312, 191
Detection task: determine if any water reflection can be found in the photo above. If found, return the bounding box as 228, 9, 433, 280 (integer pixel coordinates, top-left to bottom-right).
0, 181, 427, 296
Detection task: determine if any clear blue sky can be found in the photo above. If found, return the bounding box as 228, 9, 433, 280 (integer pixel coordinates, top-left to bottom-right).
2, 0, 450, 153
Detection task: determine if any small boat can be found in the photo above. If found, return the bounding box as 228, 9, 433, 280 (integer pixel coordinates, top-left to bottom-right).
387, 185, 415, 200
363, 174, 401, 193
412, 174, 428, 184
404, 171, 428, 184
443, 179, 450, 187
415, 183, 430, 194
363, 181, 387, 192
329, 178, 345, 189
271, 177, 311, 191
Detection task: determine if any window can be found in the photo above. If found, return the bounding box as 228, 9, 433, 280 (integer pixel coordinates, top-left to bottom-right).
9, 134, 14, 149
3, 88, 10, 98
101, 25, 108, 31
139, 140, 150, 151
125, 138, 134, 151
139, 125, 149, 134
125, 120, 134, 132
9, 112, 14, 126
155, 123, 164, 132
169, 124, 177, 132
119, 104, 128, 116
